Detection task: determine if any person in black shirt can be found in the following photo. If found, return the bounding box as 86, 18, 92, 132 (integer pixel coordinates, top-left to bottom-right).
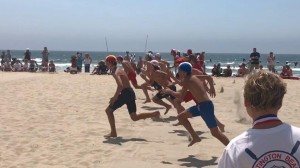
24, 48, 31, 61
249, 48, 260, 71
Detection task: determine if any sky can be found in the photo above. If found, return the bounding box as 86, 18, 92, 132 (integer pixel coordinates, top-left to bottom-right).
1, 0, 300, 54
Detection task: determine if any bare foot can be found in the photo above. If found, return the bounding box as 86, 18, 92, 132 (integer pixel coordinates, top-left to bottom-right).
104, 133, 117, 138
218, 124, 225, 132
172, 122, 182, 126
151, 111, 165, 122
143, 99, 151, 104
188, 137, 201, 147
164, 105, 172, 115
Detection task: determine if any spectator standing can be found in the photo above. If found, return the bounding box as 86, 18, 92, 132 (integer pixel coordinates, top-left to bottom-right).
198, 52, 206, 74
76, 52, 83, 72
83, 53, 92, 73
41, 47, 50, 64
249, 48, 260, 71
24, 48, 31, 61
1, 51, 5, 65
267, 51, 276, 73
124, 51, 131, 61
6, 50, 11, 62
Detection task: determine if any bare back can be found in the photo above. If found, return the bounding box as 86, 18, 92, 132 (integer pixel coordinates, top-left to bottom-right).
121, 60, 134, 74
152, 70, 172, 88
158, 60, 169, 73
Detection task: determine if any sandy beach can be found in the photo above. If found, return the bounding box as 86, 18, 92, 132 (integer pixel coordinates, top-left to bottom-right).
0, 72, 299, 168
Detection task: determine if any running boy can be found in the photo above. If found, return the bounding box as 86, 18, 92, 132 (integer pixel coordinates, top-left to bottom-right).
104, 55, 160, 138
162, 62, 229, 146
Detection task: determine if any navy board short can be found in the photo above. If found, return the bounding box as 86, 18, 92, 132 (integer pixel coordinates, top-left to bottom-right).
187, 101, 217, 128
156, 84, 176, 100
110, 88, 136, 113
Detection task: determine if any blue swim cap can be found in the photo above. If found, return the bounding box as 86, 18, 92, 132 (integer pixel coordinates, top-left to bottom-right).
179, 62, 192, 75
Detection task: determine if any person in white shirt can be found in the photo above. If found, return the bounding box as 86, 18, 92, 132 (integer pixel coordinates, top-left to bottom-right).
218, 71, 300, 168
13, 60, 22, 72
83, 53, 92, 73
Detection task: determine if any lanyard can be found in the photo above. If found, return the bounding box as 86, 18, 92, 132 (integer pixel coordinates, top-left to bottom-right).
252, 114, 281, 128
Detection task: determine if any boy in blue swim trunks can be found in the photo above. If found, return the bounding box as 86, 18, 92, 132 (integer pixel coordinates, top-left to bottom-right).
162, 62, 229, 147
104, 55, 160, 138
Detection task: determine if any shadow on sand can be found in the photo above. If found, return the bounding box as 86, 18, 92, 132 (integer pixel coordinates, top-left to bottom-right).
103, 137, 147, 146
169, 129, 205, 138
178, 155, 218, 167
161, 116, 178, 123
141, 105, 165, 111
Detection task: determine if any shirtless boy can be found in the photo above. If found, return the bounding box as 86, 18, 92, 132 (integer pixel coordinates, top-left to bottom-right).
168, 58, 225, 132
104, 55, 160, 138
162, 62, 229, 147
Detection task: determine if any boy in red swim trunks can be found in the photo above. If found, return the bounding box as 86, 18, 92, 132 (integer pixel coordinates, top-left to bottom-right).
104, 55, 160, 138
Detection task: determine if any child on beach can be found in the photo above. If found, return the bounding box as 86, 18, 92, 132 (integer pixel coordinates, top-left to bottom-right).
218, 71, 300, 168
104, 55, 160, 138
48, 60, 56, 72
162, 62, 229, 147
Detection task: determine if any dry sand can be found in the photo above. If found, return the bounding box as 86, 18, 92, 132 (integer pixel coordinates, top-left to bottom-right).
0, 72, 299, 168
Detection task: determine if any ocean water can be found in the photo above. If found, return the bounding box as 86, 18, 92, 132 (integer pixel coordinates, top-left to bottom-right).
2, 50, 300, 77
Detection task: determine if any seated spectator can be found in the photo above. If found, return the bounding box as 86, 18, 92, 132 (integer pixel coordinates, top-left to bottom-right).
40, 61, 48, 72
216, 63, 223, 76
91, 62, 101, 75
98, 61, 108, 74
212, 63, 222, 77
280, 64, 293, 78
64, 67, 70, 73
11, 57, 17, 67
48, 60, 56, 72
259, 65, 263, 70
223, 65, 232, 77
70, 55, 78, 74
28, 60, 38, 72
91, 61, 108, 75
235, 63, 250, 77
3, 61, 12, 71
13, 60, 22, 72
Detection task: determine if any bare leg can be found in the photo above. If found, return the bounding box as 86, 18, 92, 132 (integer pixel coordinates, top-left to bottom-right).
152, 96, 172, 115
173, 98, 185, 126
177, 110, 201, 147
215, 117, 225, 132
209, 127, 229, 146
104, 107, 117, 137
141, 83, 151, 103
130, 111, 161, 121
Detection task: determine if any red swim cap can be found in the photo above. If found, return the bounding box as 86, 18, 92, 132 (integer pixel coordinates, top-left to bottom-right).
106, 55, 117, 63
